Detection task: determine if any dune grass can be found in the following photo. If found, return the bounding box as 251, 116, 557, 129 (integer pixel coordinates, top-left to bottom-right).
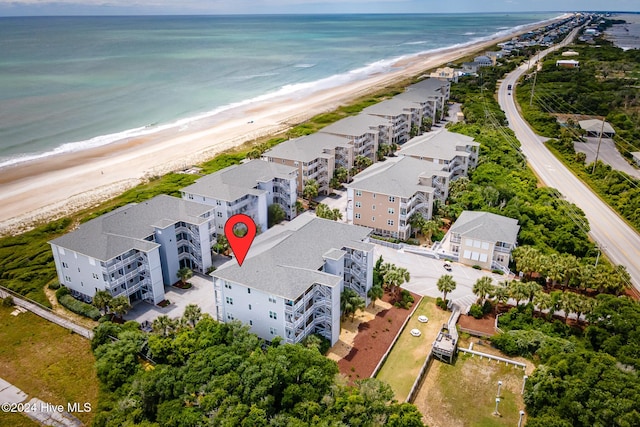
0, 306, 98, 425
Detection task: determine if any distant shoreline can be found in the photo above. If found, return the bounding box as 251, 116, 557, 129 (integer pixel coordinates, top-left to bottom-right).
0, 14, 570, 235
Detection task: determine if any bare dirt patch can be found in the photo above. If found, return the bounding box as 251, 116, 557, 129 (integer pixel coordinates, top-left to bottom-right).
458, 313, 497, 337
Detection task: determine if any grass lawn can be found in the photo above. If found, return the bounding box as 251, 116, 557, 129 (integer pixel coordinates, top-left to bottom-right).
375, 298, 450, 401
0, 306, 99, 425
0, 411, 40, 427
415, 353, 528, 427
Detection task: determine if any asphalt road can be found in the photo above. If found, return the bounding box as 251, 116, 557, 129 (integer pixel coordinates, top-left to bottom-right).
499, 31, 640, 291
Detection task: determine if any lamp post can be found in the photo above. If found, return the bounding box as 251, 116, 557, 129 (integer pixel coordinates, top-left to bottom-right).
522, 375, 528, 394
497, 380, 503, 398
518, 410, 525, 427
493, 397, 501, 416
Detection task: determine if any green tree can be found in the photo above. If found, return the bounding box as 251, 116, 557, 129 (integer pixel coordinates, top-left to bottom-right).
303, 179, 319, 201
110, 295, 131, 320
267, 203, 286, 227
214, 234, 229, 255
408, 213, 426, 238
354, 155, 373, 172
436, 274, 457, 302
367, 285, 384, 308
152, 315, 177, 337
420, 220, 440, 245
340, 288, 365, 321
334, 166, 349, 184
93, 289, 113, 315
472, 276, 494, 305
421, 117, 433, 132
182, 304, 202, 328
513, 246, 541, 281
315, 203, 343, 221
382, 264, 410, 300
177, 267, 193, 286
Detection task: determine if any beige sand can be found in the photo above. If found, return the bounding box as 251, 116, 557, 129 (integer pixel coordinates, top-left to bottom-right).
0, 17, 567, 235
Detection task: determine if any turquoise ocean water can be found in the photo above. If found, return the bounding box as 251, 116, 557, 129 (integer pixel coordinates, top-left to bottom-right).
0, 13, 559, 168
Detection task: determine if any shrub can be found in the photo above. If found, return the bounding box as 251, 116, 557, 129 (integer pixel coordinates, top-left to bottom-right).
472, 265, 482, 270
436, 297, 448, 310
1, 296, 15, 307
48, 282, 61, 290
59, 294, 101, 320
491, 269, 504, 275
394, 289, 415, 309
55, 286, 69, 299
482, 300, 493, 315
469, 304, 484, 319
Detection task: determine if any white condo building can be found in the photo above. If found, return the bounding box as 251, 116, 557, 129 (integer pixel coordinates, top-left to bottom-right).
180, 159, 298, 236
211, 214, 374, 345
49, 195, 216, 305
319, 114, 389, 162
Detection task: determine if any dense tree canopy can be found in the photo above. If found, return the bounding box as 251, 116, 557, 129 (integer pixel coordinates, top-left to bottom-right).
92, 314, 426, 427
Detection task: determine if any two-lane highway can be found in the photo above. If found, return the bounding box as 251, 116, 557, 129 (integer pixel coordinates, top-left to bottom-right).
498, 32, 640, 291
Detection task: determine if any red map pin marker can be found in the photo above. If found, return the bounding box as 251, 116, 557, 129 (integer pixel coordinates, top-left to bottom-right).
224, 214, 257, 267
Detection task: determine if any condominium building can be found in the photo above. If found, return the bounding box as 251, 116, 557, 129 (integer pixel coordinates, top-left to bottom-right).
180, 159, 298, 235
399, 78, 451, 122
261, 133, 353, 195
398, 129, 480, 198
438, 211, 520, 272
346, 156, 450, 240
319, 114, 389, 162
362, 98, 417, 146
49, 195, 216, 305
211, 213, 375, 345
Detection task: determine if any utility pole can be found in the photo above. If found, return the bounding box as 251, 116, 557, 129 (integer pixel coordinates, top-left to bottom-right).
591, 117, 607, 174
529, 70, 538, 107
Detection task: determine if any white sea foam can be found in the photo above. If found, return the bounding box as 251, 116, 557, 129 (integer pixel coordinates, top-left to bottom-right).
0, 14, 566, 171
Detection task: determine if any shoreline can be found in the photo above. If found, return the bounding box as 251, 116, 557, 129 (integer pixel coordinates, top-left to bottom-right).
0, 16, 568, 235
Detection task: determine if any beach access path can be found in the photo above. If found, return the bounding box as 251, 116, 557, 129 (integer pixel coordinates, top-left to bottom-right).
0, 17, 570, 236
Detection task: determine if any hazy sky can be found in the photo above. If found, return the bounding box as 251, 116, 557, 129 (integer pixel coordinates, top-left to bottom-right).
0, 0, 637, 16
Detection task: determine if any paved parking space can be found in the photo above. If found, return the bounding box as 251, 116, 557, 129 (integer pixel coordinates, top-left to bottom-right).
125, 273, 217, 324
315, 189, 349, 223
373, 245, 508, 310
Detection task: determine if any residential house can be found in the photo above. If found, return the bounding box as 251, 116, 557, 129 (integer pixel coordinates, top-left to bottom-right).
181, 159, 298, 236
579, 119, 615, 138
398, 129, 480, 199
346, 156, 449, 240
438, 211, 519, 271
429, 66, 459, 83
262, 133, 353, 195
319, 114, 388, 162
474, 55, 494, 67
211, 213, 375, 345
49, 195, 216, 305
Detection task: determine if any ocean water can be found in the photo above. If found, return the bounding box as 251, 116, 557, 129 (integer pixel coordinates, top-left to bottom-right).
605, 13, 640, 50
0, 13, 559, 168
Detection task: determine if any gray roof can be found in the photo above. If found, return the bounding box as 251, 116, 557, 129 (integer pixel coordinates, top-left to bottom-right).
399, 129, 478, 160
406, 78, 448, 95
450, 211, 520, 244
631, 151, 640, 159
579, 119, 615, 135
320, 114, 388, 137
347, 156, 444, 197
363, 98, 417, 117
212, 213, 373, 299
182, 159, 296, 202
263, 133, 351, 163
50, 195, 213, 261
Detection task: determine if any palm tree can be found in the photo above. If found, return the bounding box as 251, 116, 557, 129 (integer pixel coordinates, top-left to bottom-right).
182, 304, 202, 328
513, 246, 541, 281
92, 290, 113, 315
367, 285, 384, 308
408, 213, 426, 238
110, 295, 131, 321
493, 282, 510, 306
436, 274, 457, 302
214, 234, 229, 255
508, 281, 530, 307
524, 281, 543, 304
532, 291, 553, 317
559, 292, 580, 323
560, 254, 580, 289
543, 253, 565, 288
340, 288, 365, 321
573, 294, 594, 324
472, 276, 494, 305
383, 265, 410, 300
152, 315, 177, 337
420, 220, 440, 245
177, 267, 193, 286
303, 179, 319, 202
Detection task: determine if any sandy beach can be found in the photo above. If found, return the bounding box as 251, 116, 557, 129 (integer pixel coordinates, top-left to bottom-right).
0, 18, 563, 235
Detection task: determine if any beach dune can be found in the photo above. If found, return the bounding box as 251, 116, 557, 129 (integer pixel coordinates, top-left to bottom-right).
0, 20, 562, 235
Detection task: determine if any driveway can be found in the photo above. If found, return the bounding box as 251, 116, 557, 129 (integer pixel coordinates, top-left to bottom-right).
573, 137, 640, 179
125, 273, 217, 324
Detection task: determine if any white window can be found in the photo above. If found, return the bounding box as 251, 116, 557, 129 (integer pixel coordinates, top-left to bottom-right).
62, 262, 68, 268
225, 283, 232, 289
268, 296, 277, 303
355, 213, 361, 219
269, 311, 277, 319
479, 253, 488, 263
355, 202, 361, 208
226, 297, 233, 305
226, 313, 235, 320
372, 216, 375, 222
481, 242, 490, 250
270, 327, 277, 335
217, 212, 223, 217
249, 320, 253, 325
387, 220, 394, 226
372, 205, 376, 210
388, 208, 394, 214
463, 250, 472, 260
355, 190, 362, 197
388, 196, 395, 202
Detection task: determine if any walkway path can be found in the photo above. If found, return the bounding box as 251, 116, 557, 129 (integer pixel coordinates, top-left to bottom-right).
0, 377, 83, 427
0, 287, 93, 340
